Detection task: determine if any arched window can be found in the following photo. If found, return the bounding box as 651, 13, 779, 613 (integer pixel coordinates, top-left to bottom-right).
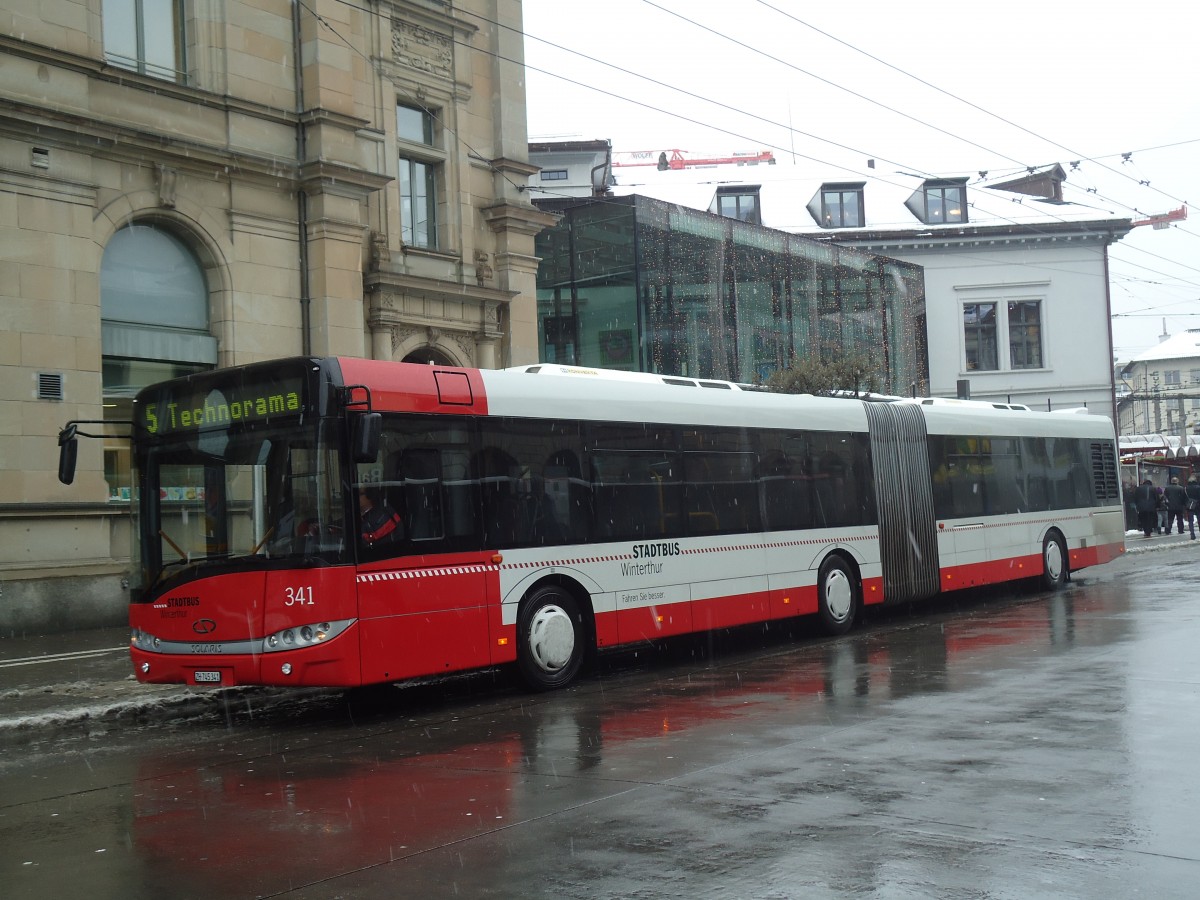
100, 223, 216, 498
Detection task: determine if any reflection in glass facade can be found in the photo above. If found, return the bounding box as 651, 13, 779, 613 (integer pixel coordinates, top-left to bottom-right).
535, 195, 928, 395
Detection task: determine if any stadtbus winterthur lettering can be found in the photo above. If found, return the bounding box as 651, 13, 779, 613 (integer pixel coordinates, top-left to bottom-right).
143, 390, 301, 434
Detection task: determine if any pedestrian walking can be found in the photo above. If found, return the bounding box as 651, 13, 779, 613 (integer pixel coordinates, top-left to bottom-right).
1133, 478, 1159, 538
1123, 479, 1138, 531
1164, 477, 1189, 535
1186, 475, 1200, 541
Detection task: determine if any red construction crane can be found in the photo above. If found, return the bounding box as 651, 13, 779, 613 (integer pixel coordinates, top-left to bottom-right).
611, 149, 777, 170
1131, 205, 1188, 229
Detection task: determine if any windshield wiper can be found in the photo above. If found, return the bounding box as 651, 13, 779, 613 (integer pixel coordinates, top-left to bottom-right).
149, 556, 198, 590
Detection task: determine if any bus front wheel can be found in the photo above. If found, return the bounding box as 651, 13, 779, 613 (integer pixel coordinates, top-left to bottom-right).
516, 586, 587, 691
1040, 531, 1068, 591
817, 555, 857, 636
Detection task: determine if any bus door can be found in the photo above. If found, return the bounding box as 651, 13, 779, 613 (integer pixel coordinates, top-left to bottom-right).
863, 403, 940, 603
354, 419, 494, 684
356, 553, 491, 684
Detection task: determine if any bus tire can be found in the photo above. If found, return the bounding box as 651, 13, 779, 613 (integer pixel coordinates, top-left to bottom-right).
817, 555, 857, 636
1040, 530, 1068, 591
516, 585, 587, 691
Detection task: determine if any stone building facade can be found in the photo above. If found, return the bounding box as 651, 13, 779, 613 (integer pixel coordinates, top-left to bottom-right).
1, 0, 552, 631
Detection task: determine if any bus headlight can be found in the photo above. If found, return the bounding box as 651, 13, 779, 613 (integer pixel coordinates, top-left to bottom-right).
131, 627, 162, 650
261, 619, 354, 653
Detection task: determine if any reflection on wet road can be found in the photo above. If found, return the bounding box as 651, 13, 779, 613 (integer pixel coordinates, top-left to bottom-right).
3, 561, 1199, 898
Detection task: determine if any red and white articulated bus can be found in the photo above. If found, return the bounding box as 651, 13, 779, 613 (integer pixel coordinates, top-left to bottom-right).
58, 357, 1125, 691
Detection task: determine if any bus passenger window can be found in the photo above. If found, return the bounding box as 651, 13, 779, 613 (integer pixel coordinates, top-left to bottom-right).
478, 418, 586, 547
362, 413, 480, 556
592, 451, 680, 541
684, 451, 758, 535
401, 448, 443, 540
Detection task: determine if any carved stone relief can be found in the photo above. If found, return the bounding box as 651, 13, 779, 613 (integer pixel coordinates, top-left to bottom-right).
391, 325, 420, 355
451, 332, 476, 360
370, 230, 388, 266
157, 165, 177, 209
392, 21, 452, 78
473, 250, 493, 287
482, 300, 501, 333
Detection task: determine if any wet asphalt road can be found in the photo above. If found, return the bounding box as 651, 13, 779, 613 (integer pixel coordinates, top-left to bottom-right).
2, 542, 1199, 898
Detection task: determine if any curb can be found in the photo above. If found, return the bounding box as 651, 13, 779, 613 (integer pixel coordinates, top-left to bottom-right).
1121, 535, 1199, 555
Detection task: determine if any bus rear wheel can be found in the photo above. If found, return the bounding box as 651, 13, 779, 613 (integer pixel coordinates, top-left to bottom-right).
516, 586, 587, 691
817, 555, 857, 636
1040, 531, 1068, 591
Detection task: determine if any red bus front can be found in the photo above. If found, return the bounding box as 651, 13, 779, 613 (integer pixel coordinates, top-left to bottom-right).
128, 359, 373, 687
126, 357, 510, 689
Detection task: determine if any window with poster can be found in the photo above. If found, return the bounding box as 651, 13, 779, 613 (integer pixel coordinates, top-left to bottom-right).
599, 329, 634, 368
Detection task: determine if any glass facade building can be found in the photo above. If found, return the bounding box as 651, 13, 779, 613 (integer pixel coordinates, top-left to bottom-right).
536, 196, 928, 395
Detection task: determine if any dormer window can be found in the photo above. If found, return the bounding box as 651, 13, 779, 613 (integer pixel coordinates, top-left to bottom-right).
811, 183, 864, 228
909, 179, 968, 224
711, 185, 761, 224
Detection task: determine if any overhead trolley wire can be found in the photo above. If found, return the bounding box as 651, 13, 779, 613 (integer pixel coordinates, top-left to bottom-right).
750, 0, 1194, 209
300, 0, 1199, 295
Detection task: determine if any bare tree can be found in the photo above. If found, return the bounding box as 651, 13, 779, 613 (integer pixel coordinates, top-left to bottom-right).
764, 351, 884, 397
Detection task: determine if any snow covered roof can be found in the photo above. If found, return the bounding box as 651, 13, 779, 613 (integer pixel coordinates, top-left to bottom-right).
1120, 434, 1200, 459
609, 158, 1131, 235
1127, 329, 1200, 365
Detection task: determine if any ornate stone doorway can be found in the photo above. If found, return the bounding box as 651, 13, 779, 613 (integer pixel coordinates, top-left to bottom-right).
401, 346, 458, 366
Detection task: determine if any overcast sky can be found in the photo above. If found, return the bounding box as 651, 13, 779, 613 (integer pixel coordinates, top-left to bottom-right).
521, 0, 1200, 361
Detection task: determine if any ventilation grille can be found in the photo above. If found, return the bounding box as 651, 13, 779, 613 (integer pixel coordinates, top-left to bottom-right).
1090, 441, 1120, 501
37, 372, 64, 401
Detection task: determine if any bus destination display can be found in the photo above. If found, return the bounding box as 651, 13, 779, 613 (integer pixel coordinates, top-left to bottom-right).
139, 374, 305, 435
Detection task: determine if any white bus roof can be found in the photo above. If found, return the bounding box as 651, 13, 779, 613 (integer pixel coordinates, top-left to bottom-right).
482, 364, 1116, 441
485, 365, 867, 432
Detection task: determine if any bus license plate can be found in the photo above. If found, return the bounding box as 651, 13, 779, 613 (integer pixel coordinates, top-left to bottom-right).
194, 671, 222, 684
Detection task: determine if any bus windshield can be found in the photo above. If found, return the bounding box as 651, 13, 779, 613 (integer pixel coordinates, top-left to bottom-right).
131, 419, 347, 595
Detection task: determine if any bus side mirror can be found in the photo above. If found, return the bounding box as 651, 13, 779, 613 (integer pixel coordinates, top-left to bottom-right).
58, 425, 78, 485
352, 413, 381, 463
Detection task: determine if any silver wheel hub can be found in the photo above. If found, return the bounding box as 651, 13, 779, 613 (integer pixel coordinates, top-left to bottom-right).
1045, 541, 1064, 581
527, 604, 575, 673
824, 570, 852, 622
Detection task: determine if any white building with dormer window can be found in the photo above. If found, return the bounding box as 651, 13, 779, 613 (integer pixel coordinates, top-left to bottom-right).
606, 161, 1132, 420
1118, 329, 1200, 437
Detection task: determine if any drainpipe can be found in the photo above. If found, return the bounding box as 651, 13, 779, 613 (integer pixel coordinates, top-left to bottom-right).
1102, 227, 1117, 424
292, 1, 312, 355
590, 163, 609, 196
590, 144, 612, 196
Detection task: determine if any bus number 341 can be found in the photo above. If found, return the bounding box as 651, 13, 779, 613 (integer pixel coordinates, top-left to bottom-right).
284, 586, 315, 606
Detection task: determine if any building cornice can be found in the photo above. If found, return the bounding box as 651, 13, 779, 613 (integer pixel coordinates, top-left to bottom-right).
365, 269, 517, 307
0, 96, 386, 192
380, 0, 480, 39
481, 202, 559, 237
299, 160, 393, 198
1, 35, 389, 193
814, 217, 1135, 253
0, 35, 298, 126
489, 156, 540, 178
